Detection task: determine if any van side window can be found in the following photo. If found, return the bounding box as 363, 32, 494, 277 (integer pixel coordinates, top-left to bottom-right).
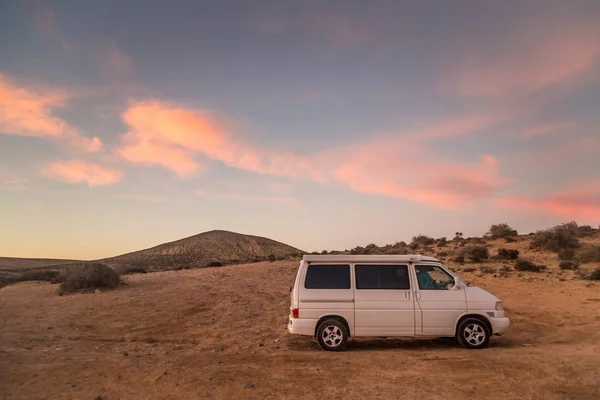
415, 265, 455, 290
305, 264, 351, 289
355, 265, 410, 290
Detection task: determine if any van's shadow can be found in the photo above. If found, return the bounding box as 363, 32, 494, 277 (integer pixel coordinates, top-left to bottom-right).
288, 336, 519, 352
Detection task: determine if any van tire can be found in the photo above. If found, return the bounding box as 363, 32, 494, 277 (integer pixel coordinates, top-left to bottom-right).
456, 318, 490, 349
316, 319, 348, 351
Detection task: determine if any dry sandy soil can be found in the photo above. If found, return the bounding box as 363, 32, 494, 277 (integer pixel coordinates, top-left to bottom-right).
1, 242, 600, 399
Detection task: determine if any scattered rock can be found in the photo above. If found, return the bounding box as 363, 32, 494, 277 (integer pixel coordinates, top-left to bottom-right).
244, 383, 255, 389
123, 352, 129, 356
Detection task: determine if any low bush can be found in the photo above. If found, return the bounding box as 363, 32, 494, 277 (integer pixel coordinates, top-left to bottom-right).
486, 223, 518, 239
204, 259, 224, 267
410, 235, 435, 249
589, 268, 600, 281
479, 266, 496, 274
57, 263, 121, 295
558, 248, 576, 261
452, 255, 465, 264
575, 245, 600, 263
497, 248, 520, 260
462, 267, 476, 272
436, 237, 448, 247
559, 261, 579, 270
515, 259, 546, 272
500, 265, 512, 273
531, 223, 580, 253
459, 245, 490, 262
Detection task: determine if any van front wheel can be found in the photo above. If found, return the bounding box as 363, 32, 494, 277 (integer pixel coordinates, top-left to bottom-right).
316, 319, 348, 351
456, 318, 490, 349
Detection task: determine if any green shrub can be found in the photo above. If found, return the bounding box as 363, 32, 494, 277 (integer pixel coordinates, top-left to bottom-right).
558, 248, 576, 261
57, 263, 121, 295
410, 235, 435, 249
459, 246, 490, 262
559, 261, 579, 270
575, 245, 600, 263
452, 255, 465, 264
436, 237, 448, 247
515, 259, 546, 272
497, 248, 519, 260
486, 223, 518, 239
574, 224, 595, 237
531, 223, 580, 253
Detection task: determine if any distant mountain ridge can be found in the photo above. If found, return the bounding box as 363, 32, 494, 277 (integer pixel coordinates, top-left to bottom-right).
0, 257, 80, 271
99, 230, 304, 271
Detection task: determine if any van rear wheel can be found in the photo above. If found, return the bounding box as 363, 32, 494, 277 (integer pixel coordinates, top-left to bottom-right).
316, 319, 348, 351
456, 318, 490, 349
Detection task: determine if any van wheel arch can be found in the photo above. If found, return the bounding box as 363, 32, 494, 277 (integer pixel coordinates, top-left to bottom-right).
315, 315, 351, 337
455, 314, 492, 336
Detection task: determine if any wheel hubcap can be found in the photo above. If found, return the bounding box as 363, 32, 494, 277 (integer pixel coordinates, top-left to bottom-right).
464, 323, 486, 346
322, 325, 343, 347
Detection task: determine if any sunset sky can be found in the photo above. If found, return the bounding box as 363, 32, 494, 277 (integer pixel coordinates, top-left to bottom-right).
1, 1, 599, 259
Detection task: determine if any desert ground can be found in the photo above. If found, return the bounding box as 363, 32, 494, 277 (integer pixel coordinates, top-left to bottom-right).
1, 238, 600, 400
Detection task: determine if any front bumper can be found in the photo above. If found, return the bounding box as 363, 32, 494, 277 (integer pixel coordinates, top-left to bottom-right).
490, 317, 510, 335
287, 316, 318, 336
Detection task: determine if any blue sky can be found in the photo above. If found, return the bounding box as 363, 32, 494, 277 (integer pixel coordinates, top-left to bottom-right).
1, 0, 599, 259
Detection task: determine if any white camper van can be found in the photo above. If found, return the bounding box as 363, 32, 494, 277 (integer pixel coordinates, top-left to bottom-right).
288, 254, 510, 351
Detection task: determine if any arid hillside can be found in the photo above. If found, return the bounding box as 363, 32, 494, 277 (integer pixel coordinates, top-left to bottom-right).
1, 222, 599, 399
99, 230, 304, 271
0, 257, 80, 270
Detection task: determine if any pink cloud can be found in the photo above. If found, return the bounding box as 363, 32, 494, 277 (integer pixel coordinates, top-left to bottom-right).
321, 138, 509, 208
447, 25, 600, 97
44, 160, 123, 186
520, 122, 574, 139
497, 186, 600, 220
118, 136, 201, 176
0, 73, 102, 152
118, 100, 325, 181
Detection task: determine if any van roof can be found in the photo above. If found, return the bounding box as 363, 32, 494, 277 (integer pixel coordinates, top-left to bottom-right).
302, 254, 439, 263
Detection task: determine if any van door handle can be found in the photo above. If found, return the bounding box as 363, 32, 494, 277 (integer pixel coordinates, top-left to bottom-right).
415, 291, 421, 299
405, 291, 410, 299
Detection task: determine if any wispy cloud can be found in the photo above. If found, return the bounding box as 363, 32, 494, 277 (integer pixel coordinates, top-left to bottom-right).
32, 3, 74, 52
94, 39, 134, 78
255, 14, 369, 48
0, 178, 28, 191
115, 193, 166, 203
497, 184, 600, 220
117, 99, 325, 182
195, 189, 301, 209
44, 160, 123, 186
446, 21, 600, 97
520, 122, 574, 140
0, 73, 102, 152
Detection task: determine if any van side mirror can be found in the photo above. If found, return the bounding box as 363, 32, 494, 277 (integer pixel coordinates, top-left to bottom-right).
451, 278, 463, 290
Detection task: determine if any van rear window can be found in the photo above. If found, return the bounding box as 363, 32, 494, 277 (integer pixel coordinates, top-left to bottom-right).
305, 264, 351, 289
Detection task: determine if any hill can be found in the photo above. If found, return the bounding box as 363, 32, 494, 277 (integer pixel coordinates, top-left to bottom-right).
99, 230, 304, 271
0, 257, 80, 272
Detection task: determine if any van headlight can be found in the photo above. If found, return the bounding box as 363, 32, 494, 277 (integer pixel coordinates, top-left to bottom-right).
495, 301, 504, 311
